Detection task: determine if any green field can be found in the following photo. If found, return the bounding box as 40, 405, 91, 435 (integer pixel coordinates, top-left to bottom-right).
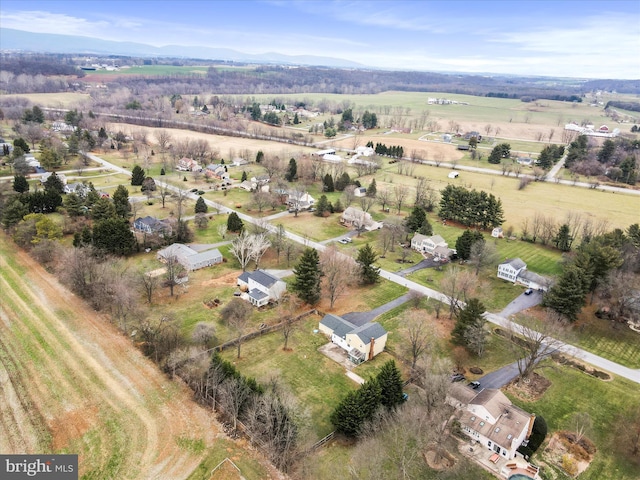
88, 65, 209, 76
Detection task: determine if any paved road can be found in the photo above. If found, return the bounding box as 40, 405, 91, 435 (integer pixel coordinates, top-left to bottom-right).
84, 152, 640, 386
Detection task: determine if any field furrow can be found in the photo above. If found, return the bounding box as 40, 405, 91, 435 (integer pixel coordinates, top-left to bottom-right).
0, 239, 219, 479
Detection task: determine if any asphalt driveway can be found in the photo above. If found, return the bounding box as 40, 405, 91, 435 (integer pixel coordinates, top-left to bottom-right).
500, 290, 543, 317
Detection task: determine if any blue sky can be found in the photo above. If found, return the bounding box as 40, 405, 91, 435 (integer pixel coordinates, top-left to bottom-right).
1, 0, 639, 79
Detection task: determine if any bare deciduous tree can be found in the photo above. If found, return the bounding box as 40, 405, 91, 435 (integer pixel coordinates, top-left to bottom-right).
140, 270, 159, 304
441, 267, 476, 319
376, 188, 392, 212
393, 185, 408, 214
191, 322, 216, 347
507, 314, 569, 384
402, 308, 433, 372
220, 298, 252, 358
164, 255, 186, 297
320, 245, 357, 309
469, 240, 500, 276
342, 185, 356, 207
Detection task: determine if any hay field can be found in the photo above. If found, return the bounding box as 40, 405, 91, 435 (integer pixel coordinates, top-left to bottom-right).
4, 92, 92, 108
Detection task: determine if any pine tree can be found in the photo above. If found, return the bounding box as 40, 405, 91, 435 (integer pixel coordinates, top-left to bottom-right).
455, 229, 483, 260
285, 158, 297, 182
241, 171, 248, 182
112, 185, 131, 219
323, 173, 334, 192
131, 165, 145, 186
160, 168, 165, 175
405, 206, 427, 232
335, 172, 351, 191
44, 173, 65, 194
12, 175, 29, 193
256, 150, 264, 163
227, 212, 244, 233
292, 248, 321, 305
315, 195, 330, 217
554, 224, 572, 252
367, 178, 377, 197
542, 264, 588, 321
92, 217, 136, 255
357, 243, 380, 285
195, 196, 208, 214
376, 361, 404, 410
452, 298, 486, 345
419, 218, 433, 236
330, 389, 364, 437
64, 193, 85, 217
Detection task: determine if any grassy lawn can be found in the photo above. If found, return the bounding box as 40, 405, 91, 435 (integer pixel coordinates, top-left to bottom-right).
186, 438, 272, 480
506, 364, 640, 480
219, 315, 357, 440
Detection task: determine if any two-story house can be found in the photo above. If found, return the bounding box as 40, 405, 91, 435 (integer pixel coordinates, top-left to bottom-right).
318, 314, 387, 364
497, 258, 551, 291
340, 206, 382, 231
237, 270, 286, 307
177, 157, 201, 172
448, 384, 535, 460
411, 234, 452, 260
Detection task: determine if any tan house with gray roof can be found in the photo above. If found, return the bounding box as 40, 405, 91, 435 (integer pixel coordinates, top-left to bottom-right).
448, 384, 534, 460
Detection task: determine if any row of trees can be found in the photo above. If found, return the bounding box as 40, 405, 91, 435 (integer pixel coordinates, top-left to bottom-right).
330, 360, 405, 437
438, 184, 504, 229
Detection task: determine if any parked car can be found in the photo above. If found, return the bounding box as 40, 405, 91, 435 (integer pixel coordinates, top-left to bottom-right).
451, 373, 466, 383
524, 288, 533, 295
448, 171, 460, 179
468, 381, 481, 389
339, 237, 352, 244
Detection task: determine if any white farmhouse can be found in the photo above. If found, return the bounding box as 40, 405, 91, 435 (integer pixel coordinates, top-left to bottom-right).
340, 206, 382, 231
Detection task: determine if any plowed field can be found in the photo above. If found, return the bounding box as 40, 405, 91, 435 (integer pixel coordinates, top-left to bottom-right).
0, 238, 218, 479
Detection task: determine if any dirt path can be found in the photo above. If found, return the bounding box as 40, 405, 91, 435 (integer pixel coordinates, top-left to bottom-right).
0, 241, 219, 479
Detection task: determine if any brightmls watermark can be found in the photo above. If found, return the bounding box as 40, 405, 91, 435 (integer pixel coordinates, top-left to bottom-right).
1, 455, 77, 479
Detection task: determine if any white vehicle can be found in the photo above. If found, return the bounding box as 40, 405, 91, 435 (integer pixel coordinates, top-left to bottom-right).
448, 171, 459, 179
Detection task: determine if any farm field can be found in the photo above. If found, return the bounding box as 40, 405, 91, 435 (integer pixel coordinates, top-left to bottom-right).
0, 235, 275, 480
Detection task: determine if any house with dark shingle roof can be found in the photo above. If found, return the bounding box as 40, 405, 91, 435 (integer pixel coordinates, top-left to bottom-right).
237, 269, 286, 307
318, 313, 387, 364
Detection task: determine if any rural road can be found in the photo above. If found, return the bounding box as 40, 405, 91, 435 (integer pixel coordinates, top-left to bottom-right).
84, 152, 640, 386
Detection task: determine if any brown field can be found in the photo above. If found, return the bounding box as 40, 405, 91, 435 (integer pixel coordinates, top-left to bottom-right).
105, 122, 317, 158
0, 237, 256, 479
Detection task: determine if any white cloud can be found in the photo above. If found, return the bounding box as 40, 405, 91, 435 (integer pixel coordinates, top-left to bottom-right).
0, 10, 110, 36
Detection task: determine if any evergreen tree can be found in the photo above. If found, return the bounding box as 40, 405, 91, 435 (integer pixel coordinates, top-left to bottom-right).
160, 168, 165, 176
315, 195, 330, 217
1, 197, 29, 229
285, 158, 297, 182
367, 178, 377, 197
554, 224, 573, 252
13, 175, 29, 193
195, 196, 208, 214
376, 361, 404, 410
39, 147, 62, 170
98, 127, 108, 141
455, 229, 483, 260
405, 206, 427, 232
330, 389, 364, 437
241, 171, 248, 182
44, 173, 65, 194
13, 138, 30, 153
292, 248, 321, 304
92, 217, 136, 255
227, 212, 244, 233
418, 218, 433, 236
542, 264, 588, 321
293, 113, 299, 124
112, 185, 131, 219
335, 172, 351, 191
332, 199, 344, 213
256, 150, 264, 163
64, 193, 85, 217
357, 243, 380, 285
323, 173, 335, 192
131, 165, 146, 186
452, 298, 486, 345
91, 197, 116, 221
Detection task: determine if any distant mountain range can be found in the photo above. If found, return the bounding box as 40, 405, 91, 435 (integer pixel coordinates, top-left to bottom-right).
0, 28, 363, 68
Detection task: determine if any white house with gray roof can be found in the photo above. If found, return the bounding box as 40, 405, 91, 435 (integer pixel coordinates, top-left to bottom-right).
318, 314, 387, 364
237, 270, 286, 307
498, 258, 551, 291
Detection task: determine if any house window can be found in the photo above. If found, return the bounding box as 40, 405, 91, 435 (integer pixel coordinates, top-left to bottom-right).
487, 441, 492, 447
